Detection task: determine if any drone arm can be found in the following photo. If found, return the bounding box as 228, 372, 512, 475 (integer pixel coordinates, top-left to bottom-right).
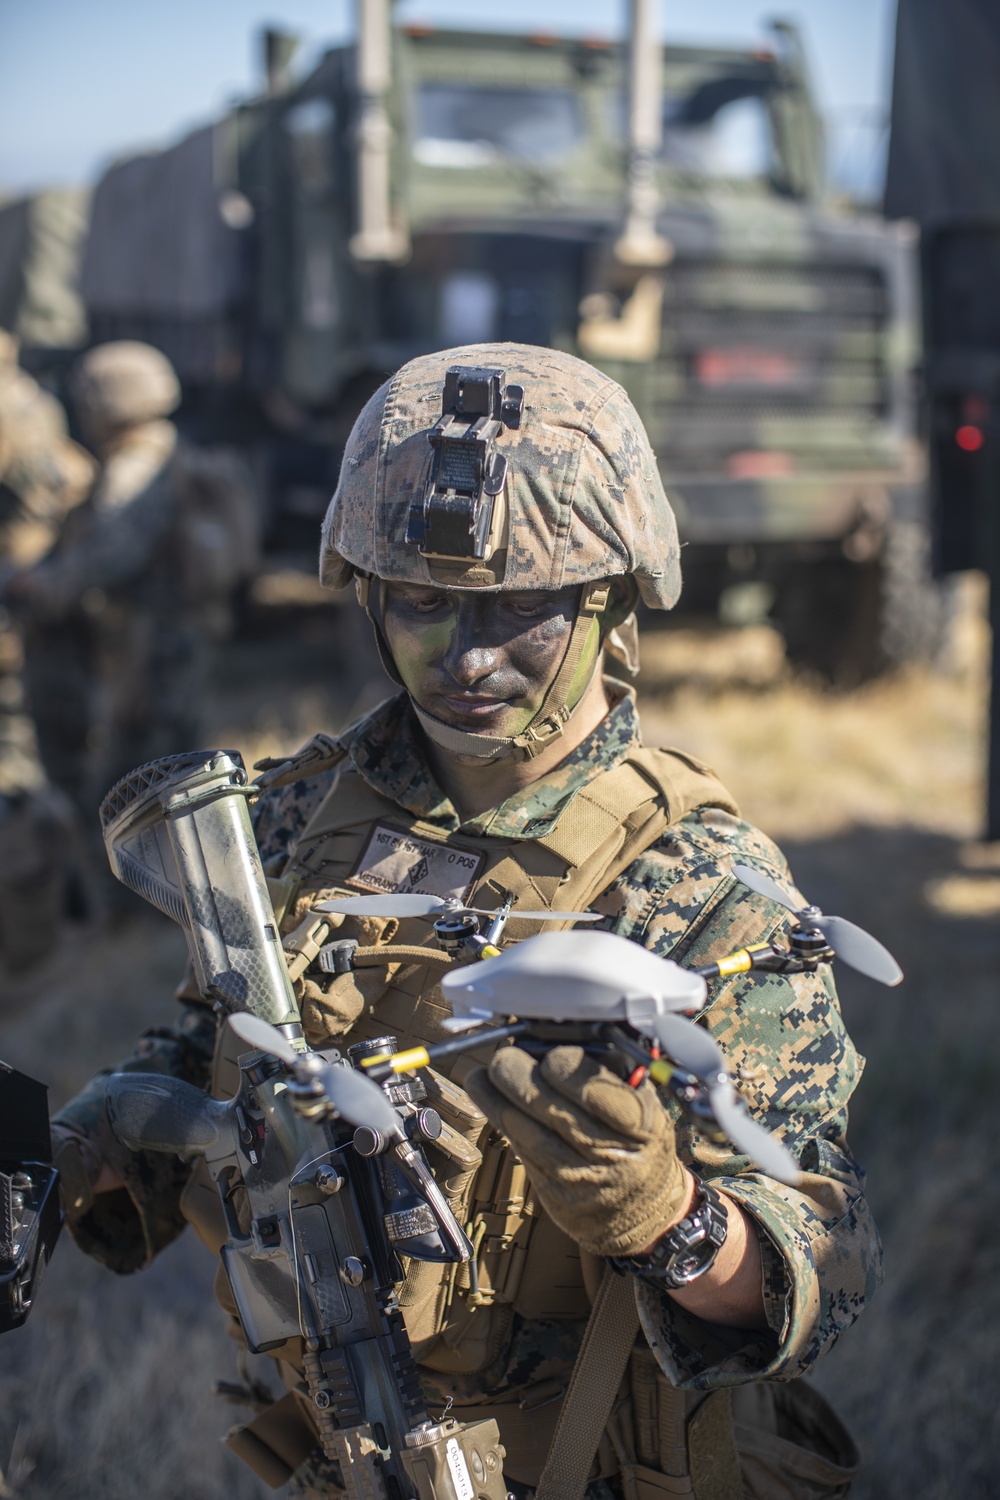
359, 1022, 529, 1082
692, 942, 832, 982
691, 943, 779, 982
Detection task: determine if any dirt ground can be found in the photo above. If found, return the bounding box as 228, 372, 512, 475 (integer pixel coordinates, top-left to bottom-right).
1, 582, 997, 1499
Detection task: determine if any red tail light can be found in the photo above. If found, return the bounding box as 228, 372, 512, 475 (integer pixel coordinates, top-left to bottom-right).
956, 425, 985, 452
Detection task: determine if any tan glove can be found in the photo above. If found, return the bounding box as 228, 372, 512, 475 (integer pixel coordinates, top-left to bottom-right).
298, 966, 393, 1048
465, 1045, 690, 1259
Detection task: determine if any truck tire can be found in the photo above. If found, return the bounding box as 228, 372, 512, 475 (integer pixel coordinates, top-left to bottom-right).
877, 519, 949, 671
772, 522, 947, 686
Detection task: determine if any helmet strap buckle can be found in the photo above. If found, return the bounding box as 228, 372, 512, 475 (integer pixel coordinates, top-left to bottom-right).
582, 582, 611, 615
514, 712, 571, 755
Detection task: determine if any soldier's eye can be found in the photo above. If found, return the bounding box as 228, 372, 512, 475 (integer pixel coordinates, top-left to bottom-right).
408, 592, 450, 613
507, 599, 553, 620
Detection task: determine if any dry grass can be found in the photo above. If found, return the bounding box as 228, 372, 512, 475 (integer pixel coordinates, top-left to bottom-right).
1, 580, 996, 1498
0, 918, 272, 1500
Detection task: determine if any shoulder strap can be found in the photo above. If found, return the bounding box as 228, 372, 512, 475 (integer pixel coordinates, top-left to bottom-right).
252, 695, 400, 791
532, 745, 739, 918
535, 751, 743, 1499
534, 1265, 640, 1500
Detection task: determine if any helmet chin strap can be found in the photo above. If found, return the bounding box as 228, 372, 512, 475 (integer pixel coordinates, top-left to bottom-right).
357, 577, 611, 764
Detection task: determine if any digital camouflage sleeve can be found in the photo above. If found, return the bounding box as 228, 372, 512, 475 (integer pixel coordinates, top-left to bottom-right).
590, 808, 882, 1390
52, 694, 881, 1391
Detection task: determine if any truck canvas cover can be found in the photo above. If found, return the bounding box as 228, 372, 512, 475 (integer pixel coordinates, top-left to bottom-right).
0, 189, 89, 347
81, 123, 246, 380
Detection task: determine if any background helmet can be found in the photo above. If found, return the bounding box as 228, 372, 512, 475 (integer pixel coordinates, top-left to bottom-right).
70, 341, 180, 428
320, 342, 680, 609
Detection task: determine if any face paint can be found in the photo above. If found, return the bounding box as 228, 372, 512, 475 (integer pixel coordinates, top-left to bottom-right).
381, 582, 583, 740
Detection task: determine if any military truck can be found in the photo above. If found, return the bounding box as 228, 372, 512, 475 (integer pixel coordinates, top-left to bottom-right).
37, 7, 930, 679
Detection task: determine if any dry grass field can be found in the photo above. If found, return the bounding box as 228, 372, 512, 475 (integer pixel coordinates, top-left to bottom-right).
1, 583, 996, 1498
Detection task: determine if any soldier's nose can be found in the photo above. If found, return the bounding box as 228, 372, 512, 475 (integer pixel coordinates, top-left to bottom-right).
440, 599, 501, 687
442, 641, 499, 687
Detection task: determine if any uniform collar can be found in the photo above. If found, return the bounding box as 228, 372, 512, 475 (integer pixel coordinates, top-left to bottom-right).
348, 682, 639, 841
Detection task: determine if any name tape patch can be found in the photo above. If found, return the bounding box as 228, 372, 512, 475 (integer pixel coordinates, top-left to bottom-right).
347, 823, 484, 903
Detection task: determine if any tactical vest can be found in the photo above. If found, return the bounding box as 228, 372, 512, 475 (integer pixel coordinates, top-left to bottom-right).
190, 741, 859, 1497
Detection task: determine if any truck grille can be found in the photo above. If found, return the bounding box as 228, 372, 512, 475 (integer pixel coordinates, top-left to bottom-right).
650, 261, 889, 471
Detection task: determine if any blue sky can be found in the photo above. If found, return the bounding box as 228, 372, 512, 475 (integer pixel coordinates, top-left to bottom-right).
0, 0, 897, 199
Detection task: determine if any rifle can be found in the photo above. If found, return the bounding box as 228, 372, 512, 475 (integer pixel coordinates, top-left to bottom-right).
99, 749, 507, 1500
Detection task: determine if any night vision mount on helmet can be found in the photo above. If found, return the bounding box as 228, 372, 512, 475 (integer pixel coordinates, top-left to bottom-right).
404, 364, 524, 569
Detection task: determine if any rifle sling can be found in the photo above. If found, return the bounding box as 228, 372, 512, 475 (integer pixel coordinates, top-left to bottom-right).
534, 1263, 641, 1500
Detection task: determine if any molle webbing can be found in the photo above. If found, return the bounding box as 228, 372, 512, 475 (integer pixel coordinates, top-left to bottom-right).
253, 733, 348, 790
251, 699, 398, 792
282, 743, 738, 929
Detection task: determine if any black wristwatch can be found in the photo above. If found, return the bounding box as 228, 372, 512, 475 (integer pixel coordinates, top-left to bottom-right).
613, 1179, 728, 1290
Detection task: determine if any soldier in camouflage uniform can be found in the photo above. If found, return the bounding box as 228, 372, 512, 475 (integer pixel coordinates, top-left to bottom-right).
51, 345, 877, 1497
6, 340, 257, 824
0, 328, 94, 969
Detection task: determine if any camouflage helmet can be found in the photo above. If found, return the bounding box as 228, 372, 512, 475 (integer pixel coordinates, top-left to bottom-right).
321, 343, 680, 762
320, 342, 680, 608
70, 341, 180, 427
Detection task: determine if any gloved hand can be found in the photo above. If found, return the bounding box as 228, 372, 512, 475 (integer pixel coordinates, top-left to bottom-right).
51, 1126, 100, 1219
465, 1045, 690, 1259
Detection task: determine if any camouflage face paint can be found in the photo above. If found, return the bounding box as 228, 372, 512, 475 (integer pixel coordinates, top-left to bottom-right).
381, 582, 582, 739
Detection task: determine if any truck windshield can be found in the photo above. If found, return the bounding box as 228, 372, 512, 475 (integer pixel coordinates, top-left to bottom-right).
664, 94, 771, 178
414, 83, 583, 167
612, 78, 774, 180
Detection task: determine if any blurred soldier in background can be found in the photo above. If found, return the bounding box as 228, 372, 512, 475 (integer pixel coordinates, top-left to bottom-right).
0, 327, 94, 971
6, 340, 260, 835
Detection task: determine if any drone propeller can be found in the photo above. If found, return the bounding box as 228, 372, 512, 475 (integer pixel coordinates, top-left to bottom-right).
227, 1014, 399, 1135
650, 1014, 800, 1185
317, 893, 600, 923
228, 1011, 300, 1066
731, 863, 903, 987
